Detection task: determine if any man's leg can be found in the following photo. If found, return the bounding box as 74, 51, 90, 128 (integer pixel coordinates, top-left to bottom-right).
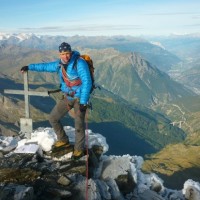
73, 100, 86, 151
49, 97, 70, 143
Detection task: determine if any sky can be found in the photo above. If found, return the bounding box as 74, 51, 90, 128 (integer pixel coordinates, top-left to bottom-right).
0, 0, 200, 36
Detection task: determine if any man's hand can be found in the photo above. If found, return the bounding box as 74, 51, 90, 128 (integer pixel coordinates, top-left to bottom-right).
21, 66, 29, 73
79, 104, 87, 112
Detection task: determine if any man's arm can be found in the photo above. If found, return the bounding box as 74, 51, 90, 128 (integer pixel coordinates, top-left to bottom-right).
28, 60, 60, 72
76, 58, 92, 104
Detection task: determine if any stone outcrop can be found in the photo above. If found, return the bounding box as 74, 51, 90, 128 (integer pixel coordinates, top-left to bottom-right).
0, 134, 200, 200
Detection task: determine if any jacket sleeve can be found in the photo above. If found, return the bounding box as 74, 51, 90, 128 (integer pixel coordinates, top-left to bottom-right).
77, 58, 92, 104
28, 60, 60, 72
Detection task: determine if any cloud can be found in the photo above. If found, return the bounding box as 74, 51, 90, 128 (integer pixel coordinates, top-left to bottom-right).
18, 24, 143, 33
145, 11, 200, 16
192, 15, 200, 19
184, 23, 200, 27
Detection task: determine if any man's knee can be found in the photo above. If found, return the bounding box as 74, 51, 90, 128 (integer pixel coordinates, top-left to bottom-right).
49, 114, 57, 124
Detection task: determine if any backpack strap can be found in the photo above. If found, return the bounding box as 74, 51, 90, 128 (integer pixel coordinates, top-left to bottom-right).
60, 63, 82, 88
72, 56, 81, 69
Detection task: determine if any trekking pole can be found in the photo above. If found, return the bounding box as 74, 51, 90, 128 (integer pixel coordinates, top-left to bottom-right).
85, 110, 89, 200
47, 89, 61, 94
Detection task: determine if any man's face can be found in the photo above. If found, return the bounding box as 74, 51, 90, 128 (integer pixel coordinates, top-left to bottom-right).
59, 52, 72, 63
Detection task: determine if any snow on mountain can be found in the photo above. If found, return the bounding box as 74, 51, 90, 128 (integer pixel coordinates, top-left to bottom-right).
0, 33, 11, 40
14, 33, 35, 41
0, 32, 38, 42
0, 126, 200, 200
150, 41, 166, 49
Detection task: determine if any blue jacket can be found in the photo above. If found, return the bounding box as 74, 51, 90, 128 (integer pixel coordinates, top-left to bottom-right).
28, 51, 92, 104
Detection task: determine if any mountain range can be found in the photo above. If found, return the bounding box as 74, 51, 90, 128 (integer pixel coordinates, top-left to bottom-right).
2, 33, 199, 95
0, 33, 181, 72
0, 33, 200, 188
0, 44, 195, 107
147, 34, 200, 61
147, 34, 200, 94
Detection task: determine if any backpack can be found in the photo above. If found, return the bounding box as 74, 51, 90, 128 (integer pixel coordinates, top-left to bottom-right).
73, 54, 96, 93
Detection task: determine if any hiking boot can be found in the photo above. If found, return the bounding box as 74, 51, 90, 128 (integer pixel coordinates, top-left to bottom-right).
53, 141, 70, 148
71, 149, 84, 161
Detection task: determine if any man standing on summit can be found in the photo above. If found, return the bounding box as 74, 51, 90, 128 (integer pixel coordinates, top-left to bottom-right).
21, 42, 92, 160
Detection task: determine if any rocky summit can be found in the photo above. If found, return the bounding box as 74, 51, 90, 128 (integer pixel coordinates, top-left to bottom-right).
0, 127, 200, 200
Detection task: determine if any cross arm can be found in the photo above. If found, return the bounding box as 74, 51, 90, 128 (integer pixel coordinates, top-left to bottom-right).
4, 89, 49, 96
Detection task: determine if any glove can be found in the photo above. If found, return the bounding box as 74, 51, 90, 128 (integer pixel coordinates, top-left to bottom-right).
79, 104, 87, 112
21, 66, 29, 72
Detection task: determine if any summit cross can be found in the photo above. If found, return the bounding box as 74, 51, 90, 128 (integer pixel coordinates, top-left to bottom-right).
4, 72, 49, 139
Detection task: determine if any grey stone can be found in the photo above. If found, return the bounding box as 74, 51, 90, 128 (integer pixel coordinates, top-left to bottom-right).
133, 187, 165, 200
105, 178, 125, 200
101, 156, 131, 180
57, 175, 71, 186
0, 184, 34, 200
100, 155, 135, 195
95, 179, 111, 199
150, 180, 162, 193
184, 186, 200, 200
47, 188, 72, 198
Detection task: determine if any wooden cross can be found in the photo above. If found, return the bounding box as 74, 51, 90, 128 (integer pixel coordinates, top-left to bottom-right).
4, 72, 49, 139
